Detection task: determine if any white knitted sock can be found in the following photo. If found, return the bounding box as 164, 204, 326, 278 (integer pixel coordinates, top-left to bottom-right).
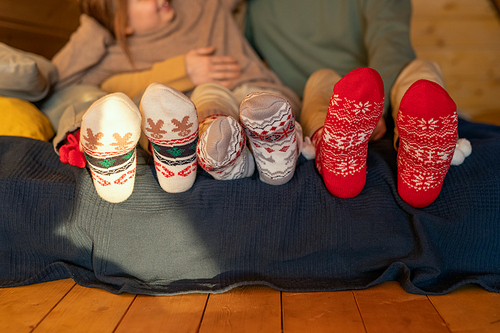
80, 93, 141, 203
197, 115, 254, 180
240, 92, 301, 185
140, 83, 198, 193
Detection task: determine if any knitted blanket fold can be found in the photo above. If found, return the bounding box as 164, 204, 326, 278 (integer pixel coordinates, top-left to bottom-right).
1, 118, 499, 295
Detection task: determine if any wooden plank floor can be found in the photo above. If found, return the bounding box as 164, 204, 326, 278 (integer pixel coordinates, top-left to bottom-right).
1, 0, 500, 332
1, 280, 499, 332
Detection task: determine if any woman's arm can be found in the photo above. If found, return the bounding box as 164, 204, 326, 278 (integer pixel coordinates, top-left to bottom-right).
100, 54, 194, 97
52, 14, 115, 90
100, 47, 242, 98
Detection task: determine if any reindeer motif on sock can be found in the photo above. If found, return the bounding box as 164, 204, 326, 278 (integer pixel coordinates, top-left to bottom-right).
139, 83, 198, 193
172, 116, 194, 137
145, 119, 167, 139
83, 128, 104, 150
80, 92, 142, 203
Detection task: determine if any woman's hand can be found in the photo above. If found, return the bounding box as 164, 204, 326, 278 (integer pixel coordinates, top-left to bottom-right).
185, 46, 242, 88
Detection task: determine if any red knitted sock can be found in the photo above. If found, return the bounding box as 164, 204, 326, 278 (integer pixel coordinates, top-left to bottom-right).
317, 68, 384, 198
396, 79, 458, 208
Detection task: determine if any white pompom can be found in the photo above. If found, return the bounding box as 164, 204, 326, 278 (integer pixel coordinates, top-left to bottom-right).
301, 136, 316, 160
451, 148, 465, 166
457, 138, 472, 157
450, 138, 472, 166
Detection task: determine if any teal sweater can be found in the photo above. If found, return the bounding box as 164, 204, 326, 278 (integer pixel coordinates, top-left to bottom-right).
245, 0, 416, 114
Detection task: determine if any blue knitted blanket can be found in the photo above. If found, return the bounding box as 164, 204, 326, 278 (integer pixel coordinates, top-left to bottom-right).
1, 119, 499, 295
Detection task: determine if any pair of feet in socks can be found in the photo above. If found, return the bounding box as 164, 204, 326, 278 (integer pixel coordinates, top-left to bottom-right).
197, 92, 302, 185
79, 83, 301, 203
313, 67, 458, 208
79, 83, 198, 203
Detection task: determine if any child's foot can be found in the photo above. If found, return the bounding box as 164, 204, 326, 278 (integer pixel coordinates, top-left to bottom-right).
396, 79, 458, 208
140, 83, 198, 193
240, 92, 301, 185
197, 115, 255, 180
80, 93, 141, 203
315, 67, 384, 198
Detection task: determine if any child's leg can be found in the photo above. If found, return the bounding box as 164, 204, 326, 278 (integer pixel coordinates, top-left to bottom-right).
192, 83, 254, 180
191, 82, 240, 136
301, 68, 341, 139
80, 93, 141, 203
240, 92, 302, 185
139, 83, 198, 193
314, 68, 384, 198
390, 59, 446, 146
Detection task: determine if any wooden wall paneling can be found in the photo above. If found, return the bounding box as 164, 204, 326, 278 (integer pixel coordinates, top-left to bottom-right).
411, 20, 500, 48
411, 0, 500, 119
0, 0, 80, 58
411, 0, 496, 18
0, 0, 80, 30
446, 80, 500, 115
0, 23, 70, 59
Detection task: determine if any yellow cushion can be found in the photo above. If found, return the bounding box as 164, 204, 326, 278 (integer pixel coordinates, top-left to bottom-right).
0, 96, 55, 141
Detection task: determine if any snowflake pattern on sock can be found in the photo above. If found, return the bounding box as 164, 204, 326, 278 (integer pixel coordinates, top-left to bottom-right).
396, 79, 458, 208
320, 95, 384, 177
316, 67, 384, 198
397, 114, 458, 192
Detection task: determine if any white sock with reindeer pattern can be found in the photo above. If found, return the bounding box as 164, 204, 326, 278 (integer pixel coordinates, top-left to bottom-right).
80, 93, 141, 203
140, 83, 198, 193
240, 92, 302, 185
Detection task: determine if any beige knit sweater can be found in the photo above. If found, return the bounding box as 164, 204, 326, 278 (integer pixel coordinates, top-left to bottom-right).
52, 0, 300, 110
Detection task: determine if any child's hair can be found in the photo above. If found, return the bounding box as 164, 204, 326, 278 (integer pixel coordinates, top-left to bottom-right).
78, 0, 133, 63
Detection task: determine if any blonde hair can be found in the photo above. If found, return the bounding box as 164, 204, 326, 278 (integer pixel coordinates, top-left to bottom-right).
78, 0, 133, 63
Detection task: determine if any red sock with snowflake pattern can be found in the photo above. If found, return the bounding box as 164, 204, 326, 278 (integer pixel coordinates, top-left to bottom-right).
316, 67, 384, 198
396, 79, 458, 208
